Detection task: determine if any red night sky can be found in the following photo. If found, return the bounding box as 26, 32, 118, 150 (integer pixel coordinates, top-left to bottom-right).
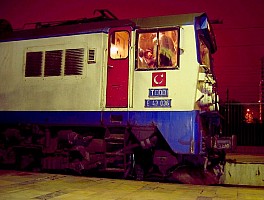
1, 0, 264, 104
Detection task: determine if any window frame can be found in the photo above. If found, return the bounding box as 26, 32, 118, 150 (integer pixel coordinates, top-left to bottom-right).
135, 27, 180, 71
197, 34, 212, 69
109, 30, 130, 60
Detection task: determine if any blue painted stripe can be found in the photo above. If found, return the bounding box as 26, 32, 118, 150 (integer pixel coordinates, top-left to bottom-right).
0, 110, 201, 154
0, 30, 107, 43
0, 111, 102, 126
0, 19, 135, 43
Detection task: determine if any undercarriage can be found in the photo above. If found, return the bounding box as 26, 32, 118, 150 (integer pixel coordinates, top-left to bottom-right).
0, 124, 225, 185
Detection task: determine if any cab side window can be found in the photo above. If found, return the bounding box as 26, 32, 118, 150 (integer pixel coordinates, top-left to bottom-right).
198, 35, 211, 69
136, 28, 179, 70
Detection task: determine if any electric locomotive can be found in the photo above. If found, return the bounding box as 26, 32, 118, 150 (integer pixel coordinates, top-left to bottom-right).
0, 10, 225, 184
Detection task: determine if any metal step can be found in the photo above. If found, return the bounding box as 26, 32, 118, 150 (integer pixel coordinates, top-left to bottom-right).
105, 136, 124, 141
105, 152, 124, 156
104, 168, 126, 172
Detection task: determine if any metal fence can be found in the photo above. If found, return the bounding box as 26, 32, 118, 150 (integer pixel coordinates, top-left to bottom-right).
220, 102, 264, 147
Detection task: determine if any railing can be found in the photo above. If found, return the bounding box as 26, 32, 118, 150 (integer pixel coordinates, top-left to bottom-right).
219, 102, 264, 147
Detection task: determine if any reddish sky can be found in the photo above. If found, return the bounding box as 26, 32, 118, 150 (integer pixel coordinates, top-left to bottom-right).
1, 0, 264, 103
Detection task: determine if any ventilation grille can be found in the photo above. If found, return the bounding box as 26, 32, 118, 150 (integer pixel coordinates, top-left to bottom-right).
88, 48, 96, 64
25, 52, 42, 77
44, 50, 62, 76
25, 48, 85, 77
65, 48, 84, 75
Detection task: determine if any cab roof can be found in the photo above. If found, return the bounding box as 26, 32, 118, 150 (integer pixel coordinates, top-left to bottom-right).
132, 12, 206, 28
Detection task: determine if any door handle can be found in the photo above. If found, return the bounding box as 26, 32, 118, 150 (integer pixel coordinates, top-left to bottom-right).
108, 65, 114, 68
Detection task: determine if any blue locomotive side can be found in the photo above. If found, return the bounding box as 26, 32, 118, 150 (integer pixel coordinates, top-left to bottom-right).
0, 110, 201, 154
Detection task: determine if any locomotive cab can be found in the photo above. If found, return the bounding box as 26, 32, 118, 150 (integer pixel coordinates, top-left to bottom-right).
103, 13, 224, 183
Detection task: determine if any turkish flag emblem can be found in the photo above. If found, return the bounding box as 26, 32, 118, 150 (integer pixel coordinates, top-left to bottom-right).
152, 72, 166, 87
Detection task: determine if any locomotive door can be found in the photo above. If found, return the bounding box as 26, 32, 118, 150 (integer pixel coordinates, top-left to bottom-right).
106, 27, 131, 108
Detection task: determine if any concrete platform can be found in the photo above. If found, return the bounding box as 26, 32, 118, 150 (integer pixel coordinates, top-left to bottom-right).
0, 170, 264, 200
221, 153, 264, 186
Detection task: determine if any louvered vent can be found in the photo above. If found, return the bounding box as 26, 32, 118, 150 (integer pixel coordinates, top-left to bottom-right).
25, 52, 42, 77
88, 48, 96, 64
65, 48, 84, 75
44, 50, 62, 77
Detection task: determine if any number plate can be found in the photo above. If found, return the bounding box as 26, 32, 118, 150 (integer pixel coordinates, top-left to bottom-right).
216, 137, 232, 149
145, 99, 171, 108
149, 88, 168, 97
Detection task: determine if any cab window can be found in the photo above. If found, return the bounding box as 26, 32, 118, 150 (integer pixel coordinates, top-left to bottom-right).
198, 35, 211, 69
110, 31, 129, 59
136, 28, 179, 70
